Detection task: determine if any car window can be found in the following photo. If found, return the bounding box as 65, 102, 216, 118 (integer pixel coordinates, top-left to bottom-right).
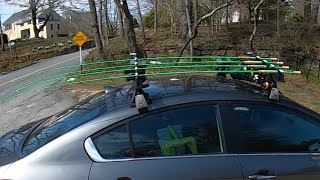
93, 125, 132, 159
130, 105, 223, 157
23, 92, 107, 155
233, 104, 320, 153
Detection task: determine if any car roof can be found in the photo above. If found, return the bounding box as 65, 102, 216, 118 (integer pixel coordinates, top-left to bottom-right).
105, 75, 271, 111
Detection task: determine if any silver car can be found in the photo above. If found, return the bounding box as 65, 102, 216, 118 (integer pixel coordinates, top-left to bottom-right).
1, 76, 320, 180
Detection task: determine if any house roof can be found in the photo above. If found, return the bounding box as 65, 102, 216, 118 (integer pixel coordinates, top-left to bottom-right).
3, 9, 63, 26
3, 9, 31, 25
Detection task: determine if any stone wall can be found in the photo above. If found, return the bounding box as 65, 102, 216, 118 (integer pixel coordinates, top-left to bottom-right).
144, 45, 281, 59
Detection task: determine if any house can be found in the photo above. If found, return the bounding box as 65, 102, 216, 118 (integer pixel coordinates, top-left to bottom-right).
3, 9, 69, 41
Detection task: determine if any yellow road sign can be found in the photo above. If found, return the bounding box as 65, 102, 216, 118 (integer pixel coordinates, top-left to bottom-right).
72, 31, 88, 47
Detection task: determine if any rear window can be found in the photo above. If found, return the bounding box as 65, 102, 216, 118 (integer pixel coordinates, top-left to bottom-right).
22, 91, 107, 155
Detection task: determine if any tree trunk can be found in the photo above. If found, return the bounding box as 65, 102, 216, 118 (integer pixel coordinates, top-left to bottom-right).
313, 4, 320, 24
249, 0, 265, 51
185, 0, 193, 57
193, 0, 198, 24
31, 5, 40, 38
304, 0, 312, 23
226, 6, 229, 29
104, 0, 110, 44
308, 2, 319, 35
30, 0, 52, 38
239, 5, 242, 24
154, 0, 158, 32
114, 0, 141, 57
210, 0, 214, 37
136, 0, 147, 41
169, 9, 174, 34
118, 7, 125, 38
276, 0, 280, 38
88, 0, 104, 60
248, 3, 252, 24
98, 0, 105, 47
0, 14, 5, 51
179, 0, 189, 39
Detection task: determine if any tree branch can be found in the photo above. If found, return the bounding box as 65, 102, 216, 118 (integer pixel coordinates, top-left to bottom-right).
39, 11, 52, 31
178, 0, 234, 57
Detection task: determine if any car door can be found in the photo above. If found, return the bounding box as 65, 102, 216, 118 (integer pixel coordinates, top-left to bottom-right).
86, 103, 243, 180
226, 102, 320, 180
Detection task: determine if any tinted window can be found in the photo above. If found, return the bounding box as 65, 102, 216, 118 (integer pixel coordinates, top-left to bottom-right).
130, 105, 223, 157
233, 104, 320, 153
94, 125, 132, 159
23, 92, 107, 154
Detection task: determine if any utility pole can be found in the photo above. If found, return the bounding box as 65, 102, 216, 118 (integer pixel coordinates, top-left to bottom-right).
0, 14, 5, 51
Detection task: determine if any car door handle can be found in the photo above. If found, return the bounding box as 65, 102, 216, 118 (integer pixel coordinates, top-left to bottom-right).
248, 175, 277, 180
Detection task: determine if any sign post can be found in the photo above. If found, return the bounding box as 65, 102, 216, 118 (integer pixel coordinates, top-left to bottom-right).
72, 31, 88, 73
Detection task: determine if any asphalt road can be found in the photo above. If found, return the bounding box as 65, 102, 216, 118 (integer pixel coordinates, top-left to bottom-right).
0, 49, 92, 136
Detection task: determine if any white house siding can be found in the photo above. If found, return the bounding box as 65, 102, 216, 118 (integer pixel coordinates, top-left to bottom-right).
4, 10, 68, 41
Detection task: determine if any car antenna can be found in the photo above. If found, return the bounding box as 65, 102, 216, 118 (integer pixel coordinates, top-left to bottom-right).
124, 53, 152, 113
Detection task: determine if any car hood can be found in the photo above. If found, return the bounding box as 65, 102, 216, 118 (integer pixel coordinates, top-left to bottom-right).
0, 119, 43, 166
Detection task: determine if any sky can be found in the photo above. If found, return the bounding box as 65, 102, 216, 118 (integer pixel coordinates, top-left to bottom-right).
0, 2, 24, 23
0, 0, 151, 26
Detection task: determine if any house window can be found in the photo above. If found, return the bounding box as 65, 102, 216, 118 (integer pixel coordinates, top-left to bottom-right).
51, 15, 54, 20
57, 24, 60, 30
38, 18, 45, 23
51, 34, 53, 38
50, 24, 53, 30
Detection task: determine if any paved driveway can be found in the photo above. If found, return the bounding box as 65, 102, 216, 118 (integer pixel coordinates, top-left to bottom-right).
0, 49, 91, 136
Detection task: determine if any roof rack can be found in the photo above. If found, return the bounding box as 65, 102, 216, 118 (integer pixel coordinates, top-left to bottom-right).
0, 55, 301, 107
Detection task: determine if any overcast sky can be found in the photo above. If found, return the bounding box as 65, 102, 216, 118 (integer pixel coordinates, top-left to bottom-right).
0, 2, 23, 23
0, 0, 151, 25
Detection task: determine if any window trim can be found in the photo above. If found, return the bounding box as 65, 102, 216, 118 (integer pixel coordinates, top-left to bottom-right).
85, 135, 236, 163
224, 101, 320, 154
88, 102, 227, 162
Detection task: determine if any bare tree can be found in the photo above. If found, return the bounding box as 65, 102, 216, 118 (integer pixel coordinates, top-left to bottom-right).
5, 0, 62, 38
88, 0, 104, 60
136, 0, 147, 41
193, 0, 198, 23
178, 0, 189, 39
179, 0, 234, 56
185, 0, 193, 56
154, 0, 158, 32
114, 0, 141, 56
163, 0, 179, 34
118, 7, 125, 38
98, 0, 105, 47
249, 0, 265, 50
0, 14, 5, 51
226, 6, 229, 29
276, 0, 280, 38
304, 0, 312, 23
103, 0, 119, 41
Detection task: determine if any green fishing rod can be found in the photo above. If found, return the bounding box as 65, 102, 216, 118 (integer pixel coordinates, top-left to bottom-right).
5, 56, 279, 84
0, 69, 301, 104
9, 60, 286, 95
9, 63, 290, 97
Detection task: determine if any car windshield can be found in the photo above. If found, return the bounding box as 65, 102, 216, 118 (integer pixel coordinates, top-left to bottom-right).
22, 91, 107, 155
